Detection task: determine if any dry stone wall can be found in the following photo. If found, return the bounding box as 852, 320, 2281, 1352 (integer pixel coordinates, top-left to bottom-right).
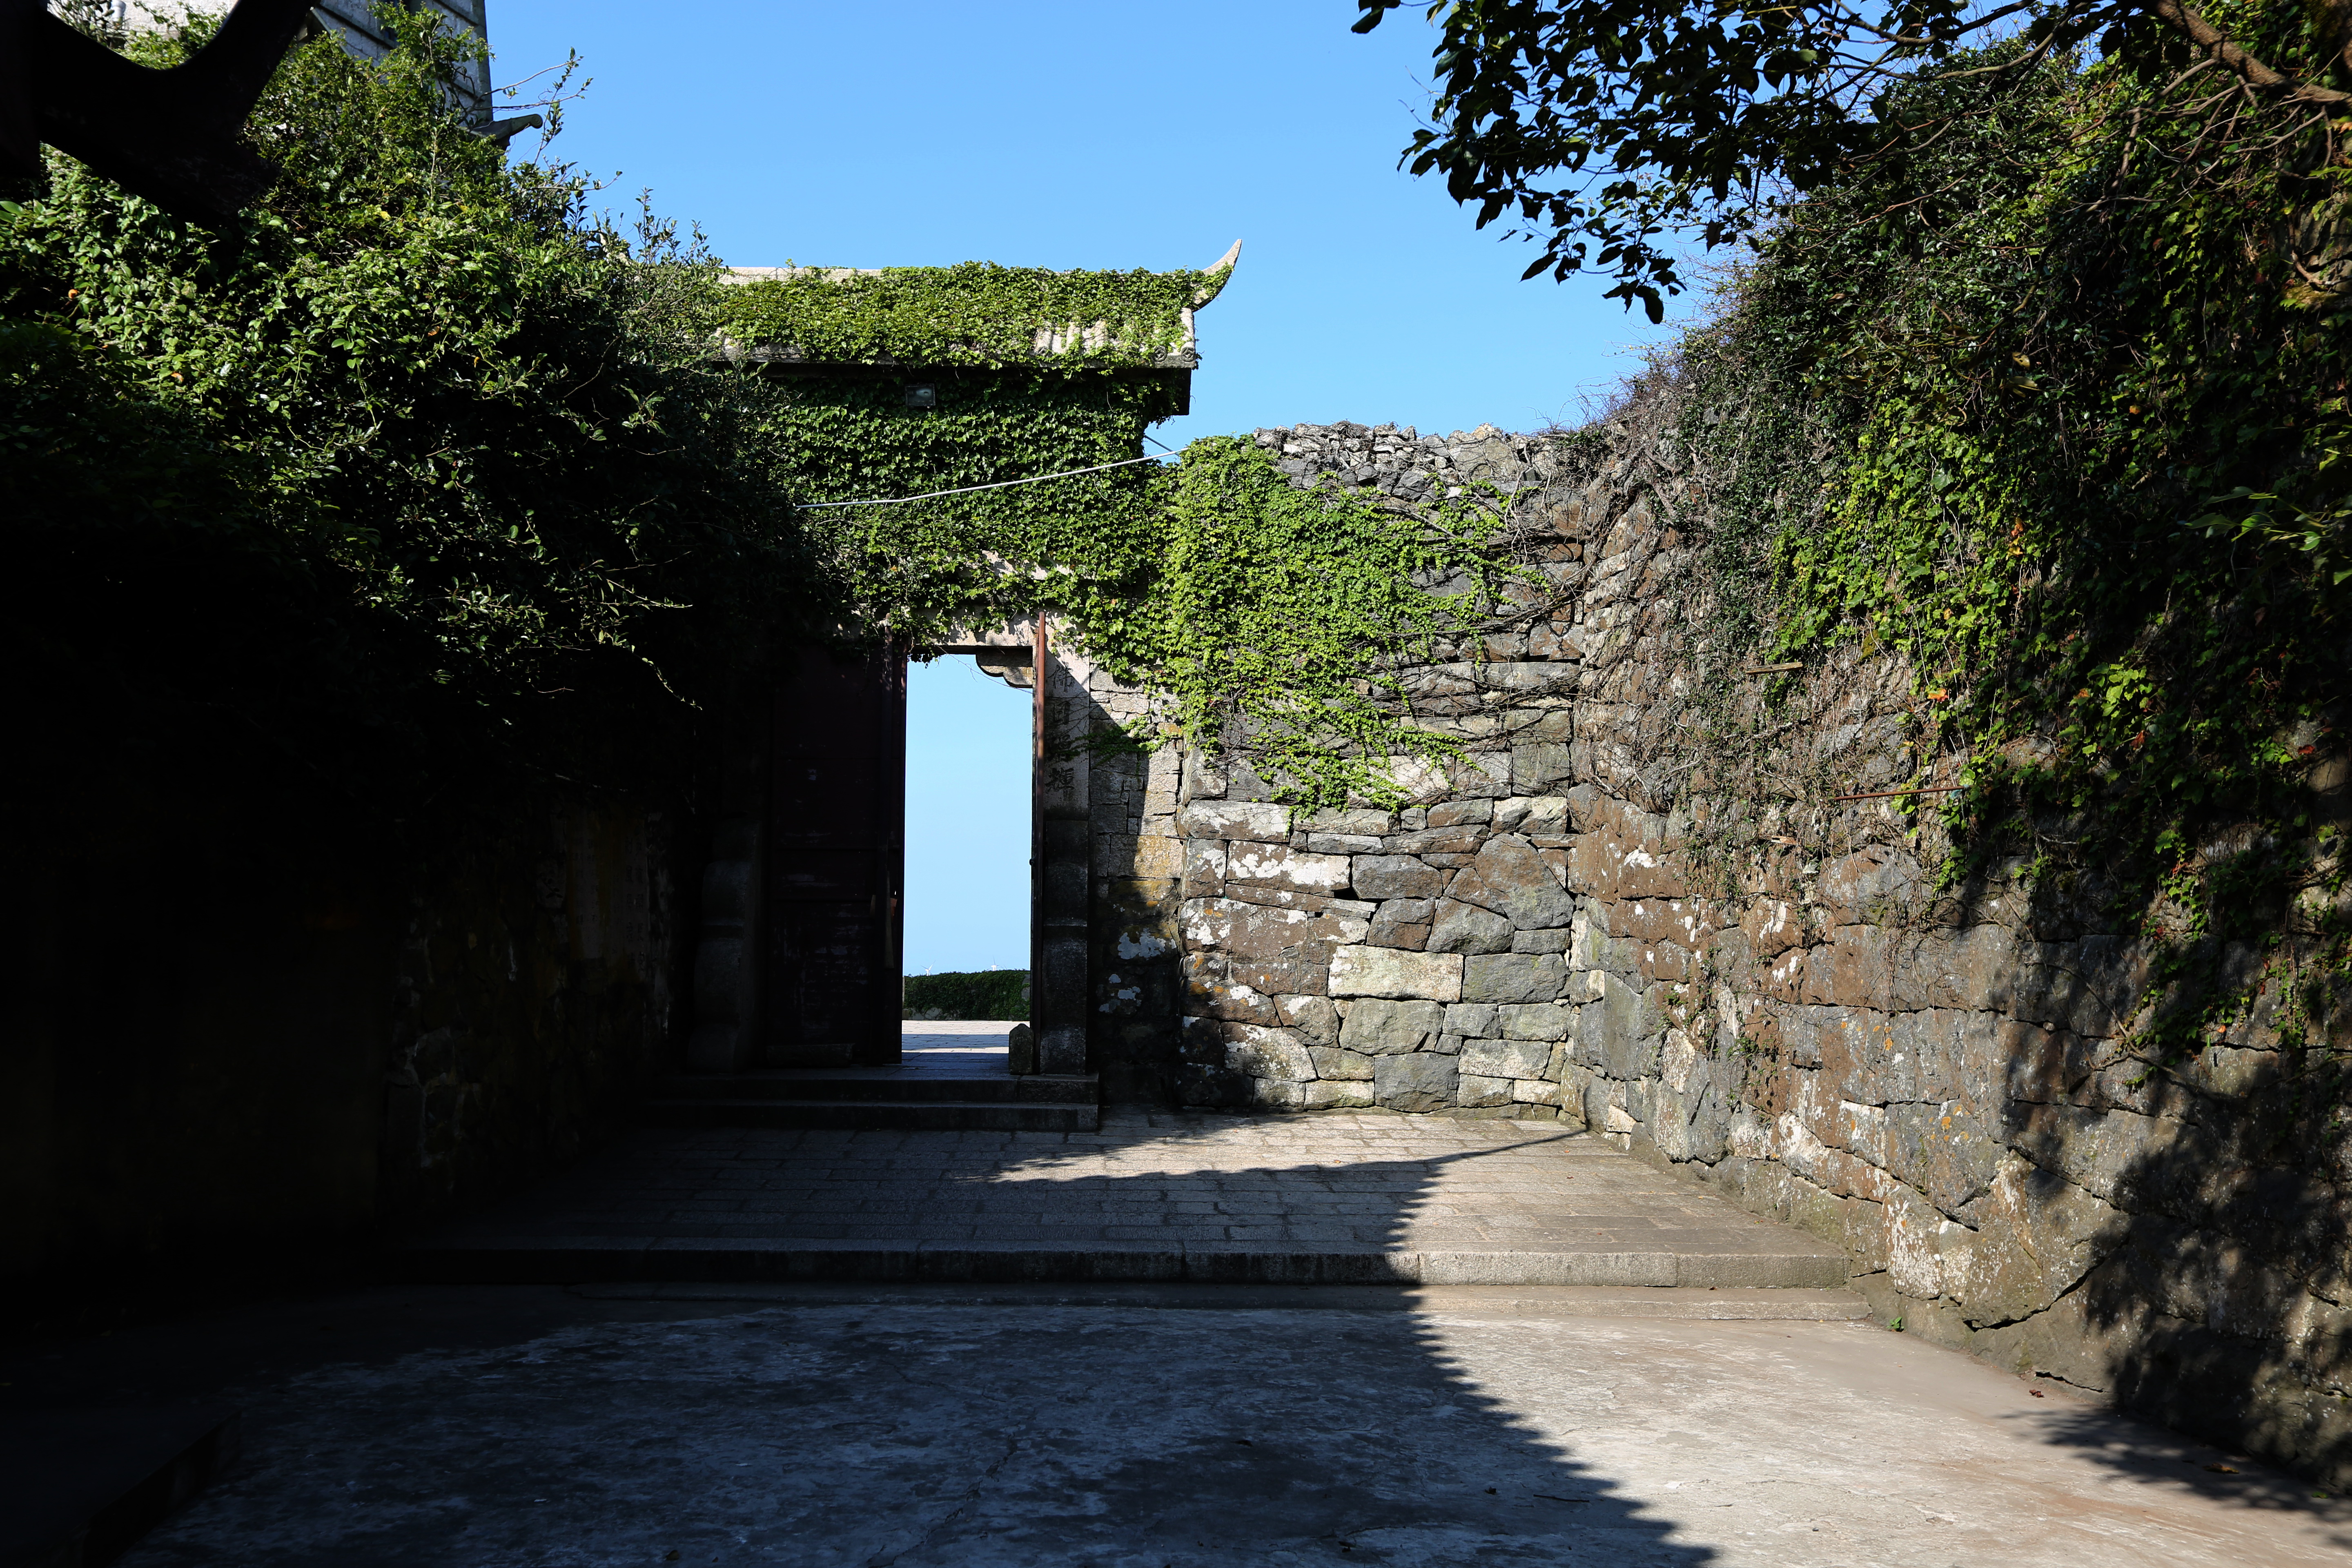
1094, 412, 2350, 1488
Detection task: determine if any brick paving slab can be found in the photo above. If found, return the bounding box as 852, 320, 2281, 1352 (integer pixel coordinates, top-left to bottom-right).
408, 1111, 1853, 1288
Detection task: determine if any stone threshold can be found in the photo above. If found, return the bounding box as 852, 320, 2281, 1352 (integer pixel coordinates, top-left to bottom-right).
563, 1279, 1871, 1320
401, 1236, 1851, 1289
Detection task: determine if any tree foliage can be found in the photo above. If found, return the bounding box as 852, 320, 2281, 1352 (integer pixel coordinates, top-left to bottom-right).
1662, 33, 2350, 1063
1, 11, 813, 815
1355, 0, 2352, 318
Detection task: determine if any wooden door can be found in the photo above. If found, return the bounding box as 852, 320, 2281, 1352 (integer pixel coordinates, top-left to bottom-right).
764, 643, 905, 1066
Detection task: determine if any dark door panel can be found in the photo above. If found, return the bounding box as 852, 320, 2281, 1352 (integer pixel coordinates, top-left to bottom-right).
765, 644, 905, 1066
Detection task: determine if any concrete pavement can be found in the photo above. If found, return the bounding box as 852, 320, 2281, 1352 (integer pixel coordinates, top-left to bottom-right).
17, 1283, 2332, 1567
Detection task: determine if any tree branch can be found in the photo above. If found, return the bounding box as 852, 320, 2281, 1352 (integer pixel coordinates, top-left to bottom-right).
2143, 0, 2351, 107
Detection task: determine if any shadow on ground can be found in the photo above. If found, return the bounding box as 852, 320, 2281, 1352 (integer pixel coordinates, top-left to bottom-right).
11, 1109, 2350, 1564
4, 1112, 1712, 1566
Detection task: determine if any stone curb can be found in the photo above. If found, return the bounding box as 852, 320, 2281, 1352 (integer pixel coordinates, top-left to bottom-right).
400, 1237, 1852, 1289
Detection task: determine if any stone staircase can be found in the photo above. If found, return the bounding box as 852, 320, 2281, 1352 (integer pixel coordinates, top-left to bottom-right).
644, 1037, 1098, 1132
645, 1066, 1099, 1132
407, 1111, 1859, 1299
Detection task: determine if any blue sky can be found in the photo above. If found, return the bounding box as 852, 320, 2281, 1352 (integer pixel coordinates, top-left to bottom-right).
488, 1, 1686, 971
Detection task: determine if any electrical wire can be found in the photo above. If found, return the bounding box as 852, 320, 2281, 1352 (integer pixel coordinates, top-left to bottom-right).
797, 450, 1178, 509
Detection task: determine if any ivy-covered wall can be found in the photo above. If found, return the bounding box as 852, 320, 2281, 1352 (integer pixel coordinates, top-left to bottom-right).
1134, 412, 2349, 1491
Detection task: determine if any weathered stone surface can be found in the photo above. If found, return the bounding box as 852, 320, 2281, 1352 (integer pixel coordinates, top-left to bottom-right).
1177, 800, 1291, 843
1496, 1003, 1572, 1042
1463, 952, 1566, 1004
1222, 1027, 1315, 1082
1352, 855, 1451, 900
1302, 1079, 1378, 1109
1308, 1045, 1376, 1080
1224, 843, 1353, 896
1143, 420, 2349, 1490
1226, 955, 1331, 999
1461, 1037, 1554, 1080
1444, 1002, 1498, 1037
1427, 899, 1515, 955
1384, 825, 1488, 856
1818, 846, 1923, 924
1366, 897, 1433, 951
1372, 1050, 1460, 1111
1494, 795, 1569, 835
1305, 833, 1384, 855
1329, 946, 1463, 1002
1446, 834, 1576, 930
1180, 897, 1368, 960
1338, 998, 1445, 1055
1297, 807, 1395, 836
1182, 839, 1227, 897
1457, 1072, 1516, 1107
1272, 993, 1339, 1046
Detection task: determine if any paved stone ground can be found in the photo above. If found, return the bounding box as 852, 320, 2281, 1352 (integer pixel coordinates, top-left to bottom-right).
6, 1283, 2333, 1567
416, 1110, 1849, 1287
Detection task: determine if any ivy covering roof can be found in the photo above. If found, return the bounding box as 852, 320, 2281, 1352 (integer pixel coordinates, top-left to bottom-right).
713, 244, 1240, 370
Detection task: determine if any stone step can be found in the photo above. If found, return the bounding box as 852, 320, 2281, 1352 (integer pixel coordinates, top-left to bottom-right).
567, 1280, 1874, 1320
405, 1236, 1851, 1288
643, 1098, 1100, 1133
653, 1071, 1098, 1105
405, 1114, 1855, 1295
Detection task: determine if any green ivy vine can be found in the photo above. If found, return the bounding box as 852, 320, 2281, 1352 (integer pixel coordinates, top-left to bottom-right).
716, 259, 1227, 369
1672, 24, 2351, 1093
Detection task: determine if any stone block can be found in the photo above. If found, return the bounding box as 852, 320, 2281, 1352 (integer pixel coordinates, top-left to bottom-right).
1818, 845, 1924, 925
1445, 834, 1577, 930
1338, 997, 1445, 1054
1330, 946, 1463, 1001
1124, 834, 1184, 880
1458, 1073, 1516, 1107
1463, 952, 1566, 1004
1192, 979, 1281, 1026
1367, 897, 1434, 951
1384, 825, 1488, 856
1299, 807, 1396, 836
1306, 833, 1385, 855
1444, 1002, 1498, 1036
1886, 1101, 2002, 1215
1225, 842, 1353, 895
1802, 924, 1901, 1011
1511, 1076, 1564, 1106
1494, 795, 1569, 835
1948, 1153, 2128, 1327
1273, 993, 1339, 1045
1429, 798, 1493, 828
1303, 1080, 1378, 1110
1243, 1077, 1308, 1110
1461, 1037, 1553, 1079
1177, 800, 1291, 843
1428, 899, 1515, 954
1372, 1050, 1460, 1112
1916, 922, 2020, 1011
1227, 955, 1330, 998
1512, 927, 1572, 953
1739, 895, 1806, 959
1223, 1027, 1315, 1082
1180, 897, 1368, 960
1512, 742, 1575, 791
1496, 1002, 1572, 1041
1353, 854, 1451, 900
1309, 1045, 1376, 1080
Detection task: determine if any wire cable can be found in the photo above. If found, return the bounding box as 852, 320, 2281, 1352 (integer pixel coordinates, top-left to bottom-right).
798, 450, 1178, 509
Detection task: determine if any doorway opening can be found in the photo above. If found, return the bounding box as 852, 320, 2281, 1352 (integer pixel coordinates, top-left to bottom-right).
903, 650, 1034, 1071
